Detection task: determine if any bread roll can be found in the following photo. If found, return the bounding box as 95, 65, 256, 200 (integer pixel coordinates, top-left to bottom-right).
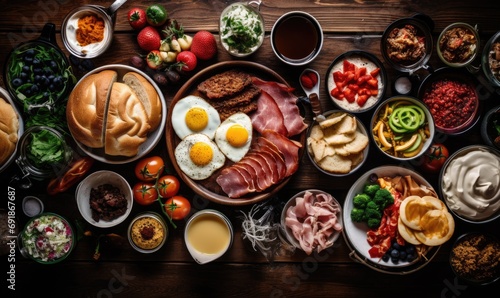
66, 70, 117, 148
123, 72, 162, 130
0, 97, 19, 165
104, 82, 151, 157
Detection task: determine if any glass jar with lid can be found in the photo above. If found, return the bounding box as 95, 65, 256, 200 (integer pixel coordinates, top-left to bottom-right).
14, 125, 73, 188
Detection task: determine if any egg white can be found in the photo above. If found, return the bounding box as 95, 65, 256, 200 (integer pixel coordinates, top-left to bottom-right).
215, 112, 253, 162
171, 95, 221, 140
175, 133, 226, 180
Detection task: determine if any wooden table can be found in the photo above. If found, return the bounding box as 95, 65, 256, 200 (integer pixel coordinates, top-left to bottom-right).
1, 0, 499, 297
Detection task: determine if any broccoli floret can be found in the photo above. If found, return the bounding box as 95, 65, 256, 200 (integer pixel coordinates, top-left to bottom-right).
365, 200, 379, 212
350, 208, 365, 222
353, 193, 370, 208
363, 183, 380, 197
364, 207, 382, 219
373, 188, 394, 208
367, 217, 381, 229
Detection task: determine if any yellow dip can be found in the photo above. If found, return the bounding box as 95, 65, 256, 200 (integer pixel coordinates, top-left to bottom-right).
130, 217, 165, 250
187, 213, 230, 254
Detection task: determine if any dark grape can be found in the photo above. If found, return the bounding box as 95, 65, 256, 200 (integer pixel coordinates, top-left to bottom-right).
129, 55, 145, 69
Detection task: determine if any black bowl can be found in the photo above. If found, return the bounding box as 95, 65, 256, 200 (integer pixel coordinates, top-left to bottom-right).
3, 23, 75, 113
380, 15, 434, 73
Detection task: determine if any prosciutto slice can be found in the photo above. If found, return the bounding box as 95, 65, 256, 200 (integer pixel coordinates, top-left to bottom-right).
285, 191, 342, 255
250, 90, 287, 136
262, 130, 301, 177
252, 77, 308, 137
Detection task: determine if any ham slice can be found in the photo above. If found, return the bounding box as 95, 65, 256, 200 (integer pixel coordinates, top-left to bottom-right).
285, 191, 342, 255
262, 130, 301, 177
250, 90, 287, 136
252, 77, 308, 137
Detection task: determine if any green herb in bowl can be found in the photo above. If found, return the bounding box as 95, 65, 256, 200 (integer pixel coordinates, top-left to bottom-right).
219, 2, 265, 57
27, 129, 66, 168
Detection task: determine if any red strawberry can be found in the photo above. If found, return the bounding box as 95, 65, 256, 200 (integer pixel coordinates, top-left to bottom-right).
137, 26, 161, 52
176, 51, 197, 72
127, 8, 147, 30
190, 30, 217, 60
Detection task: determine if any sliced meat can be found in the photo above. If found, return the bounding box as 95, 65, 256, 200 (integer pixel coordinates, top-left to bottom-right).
216, 167, 252, 199
250, 90, 287, 136
252, 77, 308, 137
262, 129, 301, 177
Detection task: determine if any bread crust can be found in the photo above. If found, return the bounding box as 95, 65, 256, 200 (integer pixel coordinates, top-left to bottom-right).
66, 70, 117, 148
123, 72, 162, 130
0, 97, 19, 165
104, 82, 151, 157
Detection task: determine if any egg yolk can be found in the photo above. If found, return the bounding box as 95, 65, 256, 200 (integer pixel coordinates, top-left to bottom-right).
189, 142, 213, 166
226, 124, 248, 147
185, 107, 208, 132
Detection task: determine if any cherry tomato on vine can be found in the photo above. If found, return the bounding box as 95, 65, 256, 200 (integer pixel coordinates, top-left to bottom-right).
420, 143, 449, 173
135, 156, 164, 181
164, 195, 191, 220
132, 182, 158, 205
157, 175, 180, 198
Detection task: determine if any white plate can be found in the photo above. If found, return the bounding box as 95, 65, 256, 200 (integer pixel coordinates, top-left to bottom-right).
342, 165, 438, 270
0, 87, 24, 173
70, 64, 167, 164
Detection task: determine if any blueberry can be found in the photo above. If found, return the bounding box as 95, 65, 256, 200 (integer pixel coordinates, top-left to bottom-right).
390, 249, 400, 258
392, 242, 401, 250
20, 72, 29, 80
407, 253, 415, 261
33, 67, 42, 75
25, 49, 35, 56
23, 55, 33, 64
11, 78, 23, 87
22, 65, 30, 72
406, 246, 416, 254
399, 251, 407, 260
49, 60, 58, 70
382, 254, 390, 262
32, 58, 41, 66
391, 256, 399, 264
31, 84, 39, 93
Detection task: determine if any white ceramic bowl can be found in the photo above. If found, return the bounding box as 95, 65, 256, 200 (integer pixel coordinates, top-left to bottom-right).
75, 170, 133, 228
68, 64, 167, 164
281, 189, 343, 253
370, 96, 434, 161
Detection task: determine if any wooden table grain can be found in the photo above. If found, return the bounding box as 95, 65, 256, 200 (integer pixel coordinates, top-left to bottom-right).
1, 1, 499, 297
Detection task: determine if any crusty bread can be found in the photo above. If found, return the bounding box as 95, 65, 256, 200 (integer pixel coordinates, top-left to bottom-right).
66, 70, 117, 148
123, 72, 162, 130
0, 97, 19, 165
104, 82, 151, 157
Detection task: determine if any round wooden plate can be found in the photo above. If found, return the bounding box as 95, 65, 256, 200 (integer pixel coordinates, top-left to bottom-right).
166, 61, 307, 206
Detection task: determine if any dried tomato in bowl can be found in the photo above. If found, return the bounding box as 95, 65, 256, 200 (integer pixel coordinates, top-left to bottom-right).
419, 68, 479, 134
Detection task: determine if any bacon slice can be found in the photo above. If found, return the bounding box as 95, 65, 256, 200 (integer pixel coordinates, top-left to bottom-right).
252, 77, 308, 137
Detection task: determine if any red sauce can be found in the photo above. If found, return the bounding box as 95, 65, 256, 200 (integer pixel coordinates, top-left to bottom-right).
422, 79, 477, 129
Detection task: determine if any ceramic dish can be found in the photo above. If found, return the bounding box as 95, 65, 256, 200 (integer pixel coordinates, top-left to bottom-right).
0, 86, 24, 173
439, 145, 500, 224
326, 50, 387, 113
480, 105, 500, 150
482, 31, 500, 88
128, 212, 168, 253
166, 61, 307, 205
75, 170, 133, 228
437, 22, 480, 68
18, 212, 75, 264
307, 110, 369, 176
380, 15, 434, 74
370, 96, 434, 161
281, 189, 343, 254
418, 67, 480, 135
69, 64, 167, 164
342, 166, 441, 274
449, 232, 500, 285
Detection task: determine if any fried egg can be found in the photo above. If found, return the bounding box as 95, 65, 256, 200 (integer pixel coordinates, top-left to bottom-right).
175, 133, 226, 180
215, 112, 253, 162
172, 95, 221, 140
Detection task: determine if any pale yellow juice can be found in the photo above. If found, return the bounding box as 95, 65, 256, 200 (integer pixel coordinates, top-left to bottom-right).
187, 214, 230, 254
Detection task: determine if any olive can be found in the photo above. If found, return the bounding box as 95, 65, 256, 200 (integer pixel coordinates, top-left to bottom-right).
153, 72, 169, 86
129, 55, 145, 69
11, 78, 23, 87
165, 69, 181, 84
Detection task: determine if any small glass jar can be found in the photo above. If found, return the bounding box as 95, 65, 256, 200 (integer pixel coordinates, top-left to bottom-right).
15, 126, 73, 187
